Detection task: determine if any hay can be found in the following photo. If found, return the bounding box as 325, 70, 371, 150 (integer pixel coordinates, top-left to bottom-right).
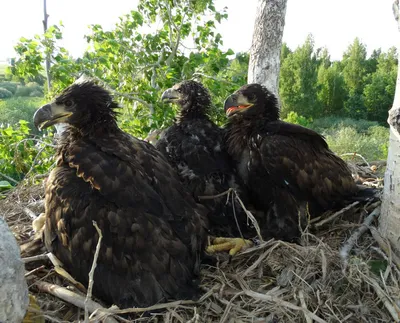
1, 164, 399, 322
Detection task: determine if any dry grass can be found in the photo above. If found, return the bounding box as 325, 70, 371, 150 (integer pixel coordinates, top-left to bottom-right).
1, 170, 399, 323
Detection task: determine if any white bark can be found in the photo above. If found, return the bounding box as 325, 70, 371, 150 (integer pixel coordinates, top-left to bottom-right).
379, 0, 400, 254
247, 0, 288, 96
0, 217, 29, 323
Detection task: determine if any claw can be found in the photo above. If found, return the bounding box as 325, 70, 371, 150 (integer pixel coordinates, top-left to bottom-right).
206, 237, 253, 257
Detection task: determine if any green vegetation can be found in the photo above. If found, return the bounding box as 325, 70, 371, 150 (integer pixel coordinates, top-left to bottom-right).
0, 0, 393, 185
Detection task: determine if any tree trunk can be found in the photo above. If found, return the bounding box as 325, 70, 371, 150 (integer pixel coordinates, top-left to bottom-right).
247, 0, 288, 96
43, 0, 51, 91
379, 0, 400, 254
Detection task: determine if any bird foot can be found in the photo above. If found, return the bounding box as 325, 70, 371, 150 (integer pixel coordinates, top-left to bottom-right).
206, 237, 253, 257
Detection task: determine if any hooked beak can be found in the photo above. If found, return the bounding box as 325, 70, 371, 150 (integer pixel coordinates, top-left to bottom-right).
33, 103, 73, 130
161, 88, 180, 102
223, 93, 253, 117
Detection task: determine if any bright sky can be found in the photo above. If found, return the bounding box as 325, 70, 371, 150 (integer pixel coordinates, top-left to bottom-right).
0, 0, 398, 62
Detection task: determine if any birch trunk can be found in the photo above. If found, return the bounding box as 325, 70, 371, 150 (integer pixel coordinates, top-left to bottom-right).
43, 0, 51, 91
379, 0, 400, 254
247, 0, 288, 96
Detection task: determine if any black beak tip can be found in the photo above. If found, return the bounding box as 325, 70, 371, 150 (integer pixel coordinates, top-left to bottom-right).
223, 95, 235, 112
33, 104, 52, 130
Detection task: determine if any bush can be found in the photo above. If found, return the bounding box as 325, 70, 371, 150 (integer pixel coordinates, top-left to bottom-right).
323, 126, 389, 162
283, 111, 312, 127
14, 85, 33, 97
0, 97, 45, 132
0, 120, 55, 181
0, 88, 13, 99
0, 82, 19, 94
310, 117, 381, 134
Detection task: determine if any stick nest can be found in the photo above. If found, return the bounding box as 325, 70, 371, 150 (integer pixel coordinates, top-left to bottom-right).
1, 161, 399, 323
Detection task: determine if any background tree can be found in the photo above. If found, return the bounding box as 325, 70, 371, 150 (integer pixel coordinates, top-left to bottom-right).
279, 34, 319, 117
247, 0, 288, 96
380, 0, 400, 255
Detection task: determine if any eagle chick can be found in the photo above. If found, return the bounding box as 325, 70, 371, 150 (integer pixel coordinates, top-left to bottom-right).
33, 80, 209, 309
155, 80, 251, 239
210, 83, 373, 253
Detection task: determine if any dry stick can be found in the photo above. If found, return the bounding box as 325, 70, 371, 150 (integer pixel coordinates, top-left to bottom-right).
369, 226, 400, 270
84, 221, 103, 323
312, 201, 360, 227
244, 290, 327, 323
362, 274, 400, 322
35, 281, 118, 323
339, 206, 381, 267
25, 265, 45, 278
23, 253, 49, 264
340, 153, 371, 167
23, 207, 38, 220
298, 290, 313, 323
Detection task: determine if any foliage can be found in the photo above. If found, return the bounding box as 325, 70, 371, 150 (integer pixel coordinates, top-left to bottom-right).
283, 111, 311, 127
0, 121, 54, 181
279, 34, 319, 118
0, 88, 13, 99
323, 126, 388, 162
0, 97, 45, 132
0, 82, 19, 94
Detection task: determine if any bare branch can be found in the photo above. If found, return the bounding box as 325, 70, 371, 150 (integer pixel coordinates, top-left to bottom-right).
84, 221, 103, 323
192, 72, 238, 85
0, 172, 18, 185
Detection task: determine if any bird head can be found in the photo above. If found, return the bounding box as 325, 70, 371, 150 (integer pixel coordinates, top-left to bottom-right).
161, 80, 211, 117
33, 80, 119, 133
224, 83, 279, 121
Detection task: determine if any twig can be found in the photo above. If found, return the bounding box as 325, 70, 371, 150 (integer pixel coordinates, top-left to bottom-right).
245, 290, 328, 323
339, 206, 381, 268
362, 274, 400, 322
35, 281, 118, 323
192, 72, 237, 85
198, 188, 233, 200
0, 171, 19, 184
312, 201, 360, 227
23, 253, 49, 264
25, 265, 45, 277
298, 290, 313, 323
369, 226, 400, 270
23, 207, 38, 220
340, 153, 370, 167
84, 221, 103, 323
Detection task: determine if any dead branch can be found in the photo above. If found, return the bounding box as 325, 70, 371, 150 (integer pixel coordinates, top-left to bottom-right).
23, 253, 49, 264
25, 265, 45, 278
340, 153, 370, 167
192, 72, 238, 85
312, 201, 360, 227
84, 221, 103, 323
339, 206, 381, 267
35, 281, 118, 323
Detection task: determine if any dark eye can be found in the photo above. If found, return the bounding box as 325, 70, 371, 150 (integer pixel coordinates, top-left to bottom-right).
177, 88, 182, 93
65, 100, 73, 107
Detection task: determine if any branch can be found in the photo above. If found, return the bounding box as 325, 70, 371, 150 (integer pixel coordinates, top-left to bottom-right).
340, 153, 370, 167
0, 171, 18, 185
84, 221, 103, 323
165, 9, 186, 66
192, 72, 238, 85
339, 206, 381, 268
35, 281, 119, 323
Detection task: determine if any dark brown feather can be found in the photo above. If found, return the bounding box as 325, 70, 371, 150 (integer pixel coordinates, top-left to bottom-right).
40, 81, 209, 309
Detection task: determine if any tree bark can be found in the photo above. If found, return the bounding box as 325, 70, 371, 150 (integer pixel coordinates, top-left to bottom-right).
379, 0, 400, 254
43, 0, 51, 91
247, 0, 288, 96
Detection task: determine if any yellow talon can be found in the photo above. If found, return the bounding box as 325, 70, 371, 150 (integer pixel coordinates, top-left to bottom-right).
206, 237, 253, 257
23, 294, 45, 323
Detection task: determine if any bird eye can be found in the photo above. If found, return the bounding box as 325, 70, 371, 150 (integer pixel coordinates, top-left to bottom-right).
65, 100, 73, 107
177, 88, 182, 93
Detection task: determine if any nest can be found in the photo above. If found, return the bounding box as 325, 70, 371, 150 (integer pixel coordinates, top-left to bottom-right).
1, 161, 399, 323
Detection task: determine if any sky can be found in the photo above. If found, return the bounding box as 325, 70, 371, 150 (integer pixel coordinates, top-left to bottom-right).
0, 0, 398, 63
